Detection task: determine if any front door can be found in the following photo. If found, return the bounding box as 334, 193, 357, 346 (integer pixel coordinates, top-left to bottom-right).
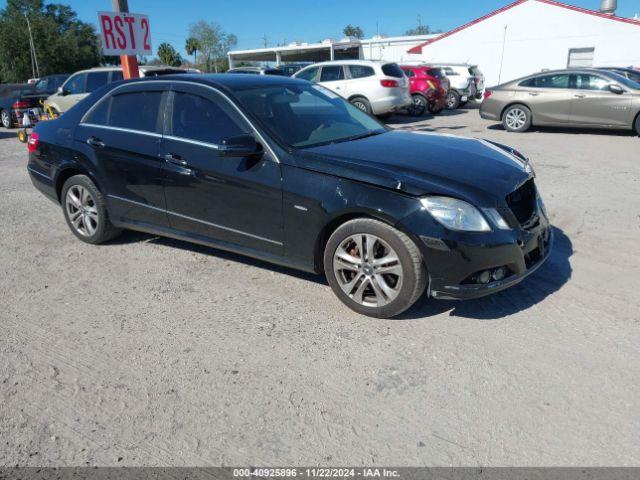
75, 82, 169, 228
569, 74, 632, 126
159, 83, 283, 255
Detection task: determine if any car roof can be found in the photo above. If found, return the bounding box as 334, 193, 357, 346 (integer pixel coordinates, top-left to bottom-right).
121, 73, 308, 91
303, 60, 391, 67
71, 65, 184, 74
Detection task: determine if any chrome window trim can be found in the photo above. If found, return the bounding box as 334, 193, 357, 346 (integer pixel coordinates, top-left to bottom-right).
78, 123, 162, 138
107, 194, 283, 246
79, 79, 280, 163
163, 135, 220, 150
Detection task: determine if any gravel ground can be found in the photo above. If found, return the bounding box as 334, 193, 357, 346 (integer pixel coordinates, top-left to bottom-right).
1, 106, 639, 467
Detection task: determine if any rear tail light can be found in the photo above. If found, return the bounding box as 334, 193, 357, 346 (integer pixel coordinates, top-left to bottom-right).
484, 90, 493, 99
380, 79, 398, 88
12, 101, 30, 109
27, 132, 39, 153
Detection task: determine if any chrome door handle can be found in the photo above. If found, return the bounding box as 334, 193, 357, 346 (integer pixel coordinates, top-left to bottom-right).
574, 94, 586, 98
86, 137, 105, 148
528, 92, 539, 96
163, 153, 188, 167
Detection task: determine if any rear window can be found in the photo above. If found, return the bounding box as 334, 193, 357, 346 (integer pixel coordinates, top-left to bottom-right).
468, 66, 481, 76
320, 66, 344, 82
109, 91, 163, 132
381, 63, 404, 78
349, 65, 375, 79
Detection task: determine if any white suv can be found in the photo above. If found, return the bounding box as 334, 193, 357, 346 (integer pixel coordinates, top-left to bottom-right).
293, 60, 411, 116
428, 63, 484, 109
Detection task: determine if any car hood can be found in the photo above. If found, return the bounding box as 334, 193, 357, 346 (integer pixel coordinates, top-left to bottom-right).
297, 130, 533, 206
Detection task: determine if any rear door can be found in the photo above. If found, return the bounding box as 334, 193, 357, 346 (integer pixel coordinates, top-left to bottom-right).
75, 82, 169, 227
159, 83, 283, 254
318, 65, 348, 97
516, 73, 573, 124
344, 64, 377, 98
569, 73, 632, 126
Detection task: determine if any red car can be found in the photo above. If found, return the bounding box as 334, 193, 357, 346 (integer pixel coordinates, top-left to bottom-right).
400, 65, 450, 116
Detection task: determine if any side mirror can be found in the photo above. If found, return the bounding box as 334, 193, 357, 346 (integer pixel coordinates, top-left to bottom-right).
218, 134, 263, 157
609, 84, 624, 95
57, 86, 68, 96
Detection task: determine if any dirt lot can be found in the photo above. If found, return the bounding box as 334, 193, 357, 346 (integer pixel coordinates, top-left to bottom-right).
1, 106, 639, 467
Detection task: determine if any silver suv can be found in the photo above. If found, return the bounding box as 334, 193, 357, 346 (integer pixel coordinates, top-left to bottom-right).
293, 60, 411, 116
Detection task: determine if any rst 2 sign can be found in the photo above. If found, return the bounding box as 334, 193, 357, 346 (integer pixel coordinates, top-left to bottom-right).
98, 12, 152, 56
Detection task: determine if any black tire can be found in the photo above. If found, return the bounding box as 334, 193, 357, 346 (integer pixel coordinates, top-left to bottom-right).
350, 97, 372, 114
323, 218, 427, 318
634, 114, 640, 136
502, 104, 532, 132
1, 109, 13, 129
445, 90, 460, 110
408, 94, 427, 117
61, 174, 122, 244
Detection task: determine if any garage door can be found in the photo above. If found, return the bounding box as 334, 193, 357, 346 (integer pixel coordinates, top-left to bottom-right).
567, 48, 595, 68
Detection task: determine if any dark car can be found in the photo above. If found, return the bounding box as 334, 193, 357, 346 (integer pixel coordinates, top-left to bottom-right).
0, 74, 69, 128
27, 74, 551, 318
596, 67, 640, 85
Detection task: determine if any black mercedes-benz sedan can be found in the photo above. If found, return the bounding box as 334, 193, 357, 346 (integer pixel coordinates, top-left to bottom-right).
27, 74, 552, 318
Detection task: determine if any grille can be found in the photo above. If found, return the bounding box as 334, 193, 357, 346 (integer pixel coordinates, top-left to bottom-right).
506, 179, 537, 225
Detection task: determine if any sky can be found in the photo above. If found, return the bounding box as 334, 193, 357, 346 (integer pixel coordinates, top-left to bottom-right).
3, 0, 640, 57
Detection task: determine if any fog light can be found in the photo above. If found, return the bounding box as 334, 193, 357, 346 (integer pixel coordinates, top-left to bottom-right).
477, 270, 491, 284
492, 267, 507, 281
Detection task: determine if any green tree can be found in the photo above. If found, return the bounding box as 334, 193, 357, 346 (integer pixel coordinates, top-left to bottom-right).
157, 42, 182, 67
188, 20, 237, 73
0, 0, 101, 83
343, 24, 364, 39
185, 37, 200, 65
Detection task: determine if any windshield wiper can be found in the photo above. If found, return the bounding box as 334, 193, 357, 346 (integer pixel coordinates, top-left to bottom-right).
339, 130, 384, 143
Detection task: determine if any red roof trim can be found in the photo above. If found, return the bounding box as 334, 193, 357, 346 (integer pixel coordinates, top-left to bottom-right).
407, 0, 640, 55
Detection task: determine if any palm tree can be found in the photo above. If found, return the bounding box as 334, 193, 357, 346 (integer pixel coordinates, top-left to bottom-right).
185, 37, 200, 65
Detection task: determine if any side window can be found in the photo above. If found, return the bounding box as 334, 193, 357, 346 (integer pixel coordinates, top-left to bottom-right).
349, 65, 375, 79
110, 91, 163, 132
524, 74, 570, 89
296, 67, 319, 82
171, 91, 247, 145
575, 74, 609, 91
86, 71, 110, 93
401, 68, 414, 78
85, 97, 111, 125
444, 67, 458, 76
65, 73, 86, 94
320, 66, 344, 82
111, 70, 124, 83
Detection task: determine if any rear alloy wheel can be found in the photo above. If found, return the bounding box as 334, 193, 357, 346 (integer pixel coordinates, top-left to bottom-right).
61, 174, 121, 244
1, 109, 12, 129
324, 218, 427, 318
350, 97, 372, 114
502, 104, 532, 132
408, 94, 427, 116
446, 90, 460, 110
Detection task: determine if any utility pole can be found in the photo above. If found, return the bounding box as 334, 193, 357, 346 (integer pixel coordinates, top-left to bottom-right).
263, 33, 268, 48
24, 13, 40, 79
112, 0, 139, 78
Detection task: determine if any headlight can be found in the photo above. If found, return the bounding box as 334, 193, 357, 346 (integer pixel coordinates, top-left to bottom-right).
482, 208, 510, 230
420, 196, 491, 232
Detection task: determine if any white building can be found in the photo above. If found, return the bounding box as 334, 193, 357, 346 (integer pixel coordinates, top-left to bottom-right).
406, 0, 640, 86
227, 34, 439, 68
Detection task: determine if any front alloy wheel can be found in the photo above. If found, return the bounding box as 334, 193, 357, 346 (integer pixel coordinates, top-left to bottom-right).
333, 234, 403, 307
324, 218, 427, 318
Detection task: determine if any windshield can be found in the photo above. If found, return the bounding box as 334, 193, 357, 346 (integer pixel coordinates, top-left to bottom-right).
605, 71, 640, 90
233, 83, 387, 148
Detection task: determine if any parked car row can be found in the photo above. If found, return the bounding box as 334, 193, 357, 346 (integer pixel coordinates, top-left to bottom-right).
480, 67, 640, 135
227, 60, 482, 118
0, 65, 189, 129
